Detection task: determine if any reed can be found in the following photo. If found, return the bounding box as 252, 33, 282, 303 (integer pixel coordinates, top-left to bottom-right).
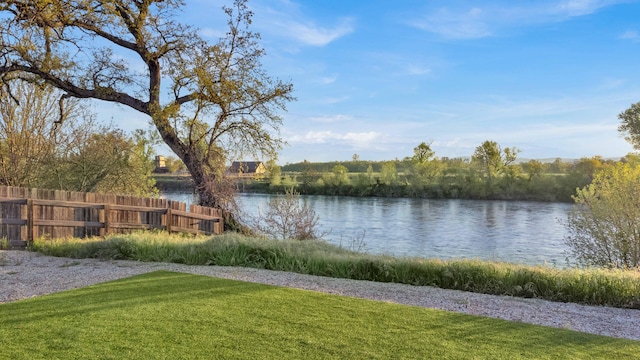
29, 232, 640, 308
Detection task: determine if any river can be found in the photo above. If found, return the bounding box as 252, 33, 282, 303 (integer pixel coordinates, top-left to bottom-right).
162, 191, 574, 267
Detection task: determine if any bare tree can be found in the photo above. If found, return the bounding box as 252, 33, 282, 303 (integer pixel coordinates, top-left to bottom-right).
0, 80, 156, 195
251, 188, 325, 241
0, 0, 293, 228
0, 81, 54, 187
0, 80, 89, 187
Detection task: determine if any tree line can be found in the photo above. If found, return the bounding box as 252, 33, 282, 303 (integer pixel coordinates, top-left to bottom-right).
258, 142, 622, 202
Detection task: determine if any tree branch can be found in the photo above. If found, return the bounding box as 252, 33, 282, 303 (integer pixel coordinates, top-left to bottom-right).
0, 64, 150, 114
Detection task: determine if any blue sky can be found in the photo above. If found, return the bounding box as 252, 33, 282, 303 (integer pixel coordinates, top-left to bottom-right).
100, 0, 640, 163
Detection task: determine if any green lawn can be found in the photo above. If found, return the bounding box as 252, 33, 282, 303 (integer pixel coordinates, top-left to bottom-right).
1, 271, 638, 359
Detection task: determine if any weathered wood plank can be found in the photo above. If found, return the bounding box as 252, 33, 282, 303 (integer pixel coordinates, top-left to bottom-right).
33, 220, 104, 228
0, 184, 223, 243
0, 218, 27, 225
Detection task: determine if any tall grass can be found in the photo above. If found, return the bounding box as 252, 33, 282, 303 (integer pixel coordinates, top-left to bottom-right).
29, 232, 640, 309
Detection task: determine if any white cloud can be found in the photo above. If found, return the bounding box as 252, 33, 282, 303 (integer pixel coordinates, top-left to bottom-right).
285, 18, 354, 46
252, 2, 354, 46
319, 76, 338, 84
406, 65, 432, 76
409, 7, 491, 39
308, 115, 354, 123
409, 0, 627, 39
620, 30, 640, 41
555, 0, 616, 16
199, 27, 226, 39
289, 131, 382, 147
316, 96, 350, 105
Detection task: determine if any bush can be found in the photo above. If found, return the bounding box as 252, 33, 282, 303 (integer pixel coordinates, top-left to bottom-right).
250, 187, 325, 240
564, 163, 640, 269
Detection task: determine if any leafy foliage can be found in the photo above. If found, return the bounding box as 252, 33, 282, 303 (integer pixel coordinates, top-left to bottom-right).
565, 162, 640, 269
0, 0, 293, 217
618, 102, 640, 150
0, 81, 156, 196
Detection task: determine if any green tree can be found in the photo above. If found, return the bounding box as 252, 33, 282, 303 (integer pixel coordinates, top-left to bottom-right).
299, 160, 318, 190
618, 102, 640, 150
331, 164, 350, 186
621, 153, 640, 167
164, 156, 186, 173
410, 142, 441, 184
0, 0, 293, 226
412, 142, 435, 164
380, 161, 397, 185
472, 140, 519, 191
265, 159, 282, 186
565, 162, 640, 268
44, 128, 157, 196
522, 160, 544, 182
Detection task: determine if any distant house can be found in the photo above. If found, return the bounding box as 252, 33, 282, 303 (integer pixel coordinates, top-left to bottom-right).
154, 156, 169, 173
228, 161, 267, 178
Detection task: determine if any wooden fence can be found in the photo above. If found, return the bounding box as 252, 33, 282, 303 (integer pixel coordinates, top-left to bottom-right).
0, 186, 223, 249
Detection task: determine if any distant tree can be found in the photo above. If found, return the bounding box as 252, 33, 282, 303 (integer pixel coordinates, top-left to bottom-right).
412, 142, 435, 164
522, 160, 544, 182
44, 128, 157, 196
380, 161, 397, 185
565, 162, 640, 268
548, 158, 569, 174
0, 0, 293, 228
471, 140, 519, 188
569, 157, 609, 185
265, 159, 282, 186
618, 102, 640, 150
331, 164, 350, 186
366, 164, 375, 184
621, 153, 640, 167
164, 156, 186, 173
299, 160, 318, 189
410, 142, 441, 183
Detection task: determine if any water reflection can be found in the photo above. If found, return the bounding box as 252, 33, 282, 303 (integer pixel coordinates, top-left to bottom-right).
162, 191, 573, 267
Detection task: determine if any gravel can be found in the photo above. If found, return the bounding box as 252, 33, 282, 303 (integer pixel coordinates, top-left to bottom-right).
2, 250, 639, 341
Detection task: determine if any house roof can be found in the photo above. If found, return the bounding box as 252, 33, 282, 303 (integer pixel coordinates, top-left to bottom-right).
228, 161, 264, 173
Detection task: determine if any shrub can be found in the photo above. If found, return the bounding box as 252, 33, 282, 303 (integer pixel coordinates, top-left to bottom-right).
250, 187, 325, 240
564, 163, 640, 268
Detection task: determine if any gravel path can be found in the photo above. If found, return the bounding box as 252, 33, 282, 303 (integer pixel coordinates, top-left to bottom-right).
2, 250, 639, 341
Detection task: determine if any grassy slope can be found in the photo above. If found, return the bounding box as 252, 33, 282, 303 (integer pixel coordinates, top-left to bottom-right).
1, 271, 638, 359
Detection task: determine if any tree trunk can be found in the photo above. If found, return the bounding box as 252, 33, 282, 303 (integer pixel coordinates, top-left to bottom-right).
177, 147, 248, 233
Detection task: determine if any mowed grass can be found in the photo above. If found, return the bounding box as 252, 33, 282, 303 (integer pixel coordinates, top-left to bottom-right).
1, 271, 639, 359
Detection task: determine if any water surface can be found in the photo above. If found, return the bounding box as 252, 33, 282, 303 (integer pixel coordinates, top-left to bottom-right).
163, 191, 573, 266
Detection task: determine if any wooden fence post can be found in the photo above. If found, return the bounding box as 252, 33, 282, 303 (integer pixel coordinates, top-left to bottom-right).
166, 208, 172, 234
27, 199, 34, 242
104, 204, 111, 235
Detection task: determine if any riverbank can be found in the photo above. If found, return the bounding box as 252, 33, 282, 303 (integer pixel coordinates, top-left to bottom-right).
2, 249, 639, 341
25, 232, 640, 310
152, 174, 576, 202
